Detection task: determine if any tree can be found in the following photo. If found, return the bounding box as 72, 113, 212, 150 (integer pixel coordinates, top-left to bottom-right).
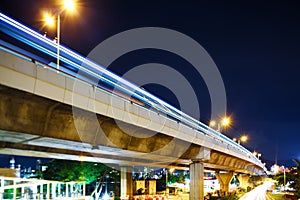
291, 159, 300, 198
270, 159, 300, 198
42, 159, 117, 184
42, 159, 121, 198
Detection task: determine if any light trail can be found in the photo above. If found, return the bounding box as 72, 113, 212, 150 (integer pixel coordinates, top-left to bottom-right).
240, 181, 273, 200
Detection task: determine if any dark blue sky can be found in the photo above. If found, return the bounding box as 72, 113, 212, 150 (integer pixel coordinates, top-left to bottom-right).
1, 0, 300, 168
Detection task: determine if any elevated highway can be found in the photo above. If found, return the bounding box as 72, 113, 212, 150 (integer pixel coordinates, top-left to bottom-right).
0, 12, 266, 199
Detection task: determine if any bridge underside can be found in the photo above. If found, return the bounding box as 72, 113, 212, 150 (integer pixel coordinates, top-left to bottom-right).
0, 84, 259, 173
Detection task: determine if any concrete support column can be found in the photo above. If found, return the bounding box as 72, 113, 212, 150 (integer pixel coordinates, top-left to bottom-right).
215, 171, 234, 194
189, 160, 204, 200
189, 147, 211, 200
237, 174, 250, 189
120, 166, 132, 199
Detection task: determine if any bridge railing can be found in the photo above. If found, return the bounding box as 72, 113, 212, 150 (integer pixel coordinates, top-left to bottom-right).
0, 176, 85, 200
0, 12, 266, 172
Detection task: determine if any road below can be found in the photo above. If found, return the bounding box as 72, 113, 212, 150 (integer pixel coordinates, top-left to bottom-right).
240, 181, 273, 200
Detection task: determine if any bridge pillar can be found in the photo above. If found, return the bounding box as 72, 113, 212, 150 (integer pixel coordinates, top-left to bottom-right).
237, 174, 250, 189
120, 166, 133, 199
189, 160, 204, 200
189, 146, 211, 200
215, 171, 234, 195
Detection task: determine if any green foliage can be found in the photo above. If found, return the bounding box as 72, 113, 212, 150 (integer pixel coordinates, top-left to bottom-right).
292, 159, 300, 198
4, 188, 22, 199
4, 189, 14, 199
210, 193, 238, 200
230, 175, 239, 185
235, 187, 247, 198
272, 172, 295, 187
270, 159, 300, 198
167, 172, 186, 184
42, 159, 118, 184
268, 193, 289, 200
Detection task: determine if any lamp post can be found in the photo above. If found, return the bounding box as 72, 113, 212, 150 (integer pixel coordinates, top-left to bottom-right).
257, 153, 261, 159
233, 135, 248, 145
209, 116, 231, 132
282, 166, 286, 191
253, 151, 262, 159
43, 0, 76, 71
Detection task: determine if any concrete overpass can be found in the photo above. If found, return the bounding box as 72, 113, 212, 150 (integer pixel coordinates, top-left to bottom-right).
0, 12, 266, 199
0, 44, 265, 199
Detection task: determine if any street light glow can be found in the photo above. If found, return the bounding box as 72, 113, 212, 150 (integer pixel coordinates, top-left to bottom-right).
64, 0, 76, 12
240, 135, 248, 143
209, 116, 232, 132
221, 116, 231, 127
209, 120, 217, 127
44, 12, 55, 27
42, 0, 78, 71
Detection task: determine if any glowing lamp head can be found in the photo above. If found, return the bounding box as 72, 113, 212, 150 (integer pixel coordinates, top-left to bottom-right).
240, 135, 248, 143
44, 12, 55, 27
209, 120, 217, 127
64, 0, 76, 11
221, 116, 231, 127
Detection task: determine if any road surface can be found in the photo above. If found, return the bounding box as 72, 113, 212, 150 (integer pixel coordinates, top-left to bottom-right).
240, 181, 273, 200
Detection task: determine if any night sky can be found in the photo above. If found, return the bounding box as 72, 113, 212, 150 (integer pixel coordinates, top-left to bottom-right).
1, 0, 300, 168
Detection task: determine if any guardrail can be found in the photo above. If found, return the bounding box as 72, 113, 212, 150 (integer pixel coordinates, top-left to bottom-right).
0, 176, 85, 200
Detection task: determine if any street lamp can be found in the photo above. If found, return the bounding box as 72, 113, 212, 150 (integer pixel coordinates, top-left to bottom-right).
253, 151, 262, 159
279, 166, 287, 191
258, 153, 262, 159
233, 135, 248, 145
43, 0, 77, 71
209, 116, 231, 132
